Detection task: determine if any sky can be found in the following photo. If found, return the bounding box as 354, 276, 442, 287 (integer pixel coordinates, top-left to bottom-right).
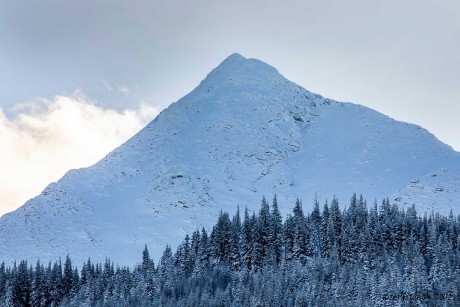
0, 0, 459, 216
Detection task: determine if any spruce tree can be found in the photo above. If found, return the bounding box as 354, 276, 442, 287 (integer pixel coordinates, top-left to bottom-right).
270, 195, 284, 265
63, 254, 73, 298
241, 207, 253, 270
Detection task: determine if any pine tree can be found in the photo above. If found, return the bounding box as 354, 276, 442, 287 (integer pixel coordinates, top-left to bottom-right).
50, 260, 63, 304
190, 229, 201, 262
0, 262, 6, 300
72, 267, 80, 296
142, 245, 151, 273
292, 199, 311, 263
258, 197, 271, 265
330, 196, 342, 259
252, 211, 264, 270
284, 214, 295, 263
211, 211, 232, 264
181, 234, 193, 277
29, 260, 43, 307
16, 260, 30, 307
270, 195, 284, 265
194, 227, 210, 276
39, 262, 52, 307
4, 280, 15, 307
241, 207, 253, 270
229, 205, 242, 270
310, 196, 322, 257
141, 246, 156, 304
320, 201, 330, 258
158, 245, 174, 297
63, 254, 74, 298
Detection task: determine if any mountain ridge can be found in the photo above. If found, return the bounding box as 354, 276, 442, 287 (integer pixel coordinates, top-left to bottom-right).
1, 54, 459, 266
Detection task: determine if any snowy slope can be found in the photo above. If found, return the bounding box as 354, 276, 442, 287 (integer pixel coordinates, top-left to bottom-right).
0, 53, 459, 266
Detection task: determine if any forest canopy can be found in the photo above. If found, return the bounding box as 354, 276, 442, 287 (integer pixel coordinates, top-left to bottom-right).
1, 194, 459, 306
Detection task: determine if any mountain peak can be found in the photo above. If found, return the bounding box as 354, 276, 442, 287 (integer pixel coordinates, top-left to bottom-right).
223, 52, 246, 62
203, 53, 280, 86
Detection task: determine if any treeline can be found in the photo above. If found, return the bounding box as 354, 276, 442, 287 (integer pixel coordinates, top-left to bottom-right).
1, 194, 460, 306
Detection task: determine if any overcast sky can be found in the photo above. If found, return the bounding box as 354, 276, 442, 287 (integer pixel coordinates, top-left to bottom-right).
0, 0, 459, 216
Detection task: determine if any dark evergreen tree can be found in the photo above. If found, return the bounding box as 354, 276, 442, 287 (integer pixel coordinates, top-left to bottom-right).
241, 207, 253, 270
310, 196, 322, 257
0, 262, 6, 300
210, 211, 233, 264
15, 260, 30, 307
62, 254, 73, 298
320, 201, 331, 258
284, 214, 295, 263
251, 211, 264, 270
330, 196, 342, 260
29, 260, 42, 307
291, 199, 311, 263
270, 195, 284, 265
229, 205, 242, 270
141, 245, 152, 272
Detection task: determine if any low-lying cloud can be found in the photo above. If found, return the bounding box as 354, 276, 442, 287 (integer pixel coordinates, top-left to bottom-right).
0, 95, 158, 217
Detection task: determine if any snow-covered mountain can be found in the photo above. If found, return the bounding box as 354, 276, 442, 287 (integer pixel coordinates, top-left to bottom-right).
1, 53, 459, 266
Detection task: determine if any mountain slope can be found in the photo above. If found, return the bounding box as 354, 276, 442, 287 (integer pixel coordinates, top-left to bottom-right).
1, 53, 459, 266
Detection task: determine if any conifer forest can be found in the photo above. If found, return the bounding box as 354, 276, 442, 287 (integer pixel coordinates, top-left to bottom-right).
1, 194, 460, 306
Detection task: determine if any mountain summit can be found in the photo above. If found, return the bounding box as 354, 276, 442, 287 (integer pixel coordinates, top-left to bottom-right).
202, 53, 280, 83
1, 54, 459, 265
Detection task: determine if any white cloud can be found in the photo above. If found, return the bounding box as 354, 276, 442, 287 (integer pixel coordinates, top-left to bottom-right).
0, 95, 158, 217
118, 85, 131, 96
